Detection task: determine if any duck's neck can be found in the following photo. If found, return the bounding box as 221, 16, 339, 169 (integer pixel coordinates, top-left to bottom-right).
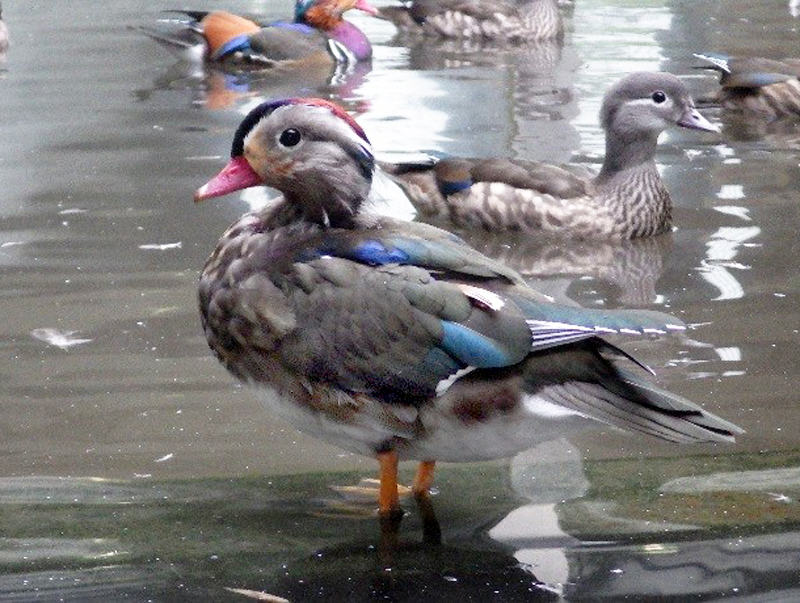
282, 170, 372, 229
597, 130, 660, 185
594, 132, 672, 238
327, 20, 372, 61
302, 7, 372, 60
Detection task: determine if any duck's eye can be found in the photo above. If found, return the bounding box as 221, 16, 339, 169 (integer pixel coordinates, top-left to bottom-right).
279, 128, 302, 147
651, 90, 667, 104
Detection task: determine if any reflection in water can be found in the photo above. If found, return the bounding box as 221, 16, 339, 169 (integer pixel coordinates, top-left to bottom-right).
566, 532, 800, 599
723, 115, 800, 150
399, 36, 578, 147
698, 225, 759, 301
269, 539, 556, 601
461, 230, 671, 306
134, 58, 372, 111
491, 439, 588, 593
4, 451, 800, 600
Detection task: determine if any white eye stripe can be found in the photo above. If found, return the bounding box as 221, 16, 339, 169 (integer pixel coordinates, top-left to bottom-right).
626, 97, 674, 107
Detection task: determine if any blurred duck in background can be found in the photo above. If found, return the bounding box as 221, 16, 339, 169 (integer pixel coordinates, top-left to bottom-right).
694, 53, 800, 119
378, 0, 563, 42
0, 2, 9, 61
138, 0, 378, 70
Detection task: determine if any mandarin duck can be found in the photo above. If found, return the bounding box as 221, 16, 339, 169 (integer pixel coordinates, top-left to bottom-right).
379, 0, 563, 42
194, 98, 742, 521
382, 72, 718, 240
694, 53, 800, 119
139, 0, 377, 69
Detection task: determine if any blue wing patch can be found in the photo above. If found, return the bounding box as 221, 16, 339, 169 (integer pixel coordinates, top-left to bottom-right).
212, 34, 252, 59
439, 178, 472, 197
440, 321, 514, 368
350, 240, 411, 265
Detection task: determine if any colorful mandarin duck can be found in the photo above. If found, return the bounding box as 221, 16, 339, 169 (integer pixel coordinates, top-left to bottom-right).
382, 72, 718, 240
194, 98, 742, 521
378, 0, 563, 42
139, 0, 377, 68
694, 53, 800, 119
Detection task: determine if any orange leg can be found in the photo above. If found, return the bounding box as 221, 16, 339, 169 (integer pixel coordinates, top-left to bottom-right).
378, 450, 401, 516
412, 460, 436, 498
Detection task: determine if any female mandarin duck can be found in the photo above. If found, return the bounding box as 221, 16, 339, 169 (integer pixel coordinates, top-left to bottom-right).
140, 0, 377, 68
378, 0, 563, 41
694, 53, 800, 119
194, 98, 742, 521
383, 72, 718, 240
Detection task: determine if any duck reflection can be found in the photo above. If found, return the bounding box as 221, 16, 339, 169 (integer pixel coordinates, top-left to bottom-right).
134, 58, 371, 111
451, 229, 671, 307
396, 35, 577, 135
265, 535, 558, 601
383, 2, 578, 149
721, 113, 800, 150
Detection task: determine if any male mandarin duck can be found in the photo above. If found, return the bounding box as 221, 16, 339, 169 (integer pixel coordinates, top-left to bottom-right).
139, 0, 377, 68
194, 97, 742, 521
382, 72, 718, 240
378, 0, 563, 42
694, 53, 800, 119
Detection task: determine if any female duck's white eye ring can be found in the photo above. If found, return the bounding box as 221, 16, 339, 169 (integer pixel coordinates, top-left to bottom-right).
279, 128, 302, 147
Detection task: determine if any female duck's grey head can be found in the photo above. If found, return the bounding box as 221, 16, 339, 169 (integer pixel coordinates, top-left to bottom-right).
600, 72, 718, 138
597, 72, 717, 176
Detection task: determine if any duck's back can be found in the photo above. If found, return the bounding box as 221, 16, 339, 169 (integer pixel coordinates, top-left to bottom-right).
385, 0, 562, 41
383, 157, 619, 237
246, 24, 330, 64
696, 53, 800, 118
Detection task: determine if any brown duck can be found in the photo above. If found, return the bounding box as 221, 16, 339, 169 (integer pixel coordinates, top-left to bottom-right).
379, 0, 563, 42
694, 52, 800, 119
383, 72, 718, 240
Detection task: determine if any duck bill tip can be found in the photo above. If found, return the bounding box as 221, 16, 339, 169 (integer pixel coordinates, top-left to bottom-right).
194, 156, 263, 203
678, 108, 720, 133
